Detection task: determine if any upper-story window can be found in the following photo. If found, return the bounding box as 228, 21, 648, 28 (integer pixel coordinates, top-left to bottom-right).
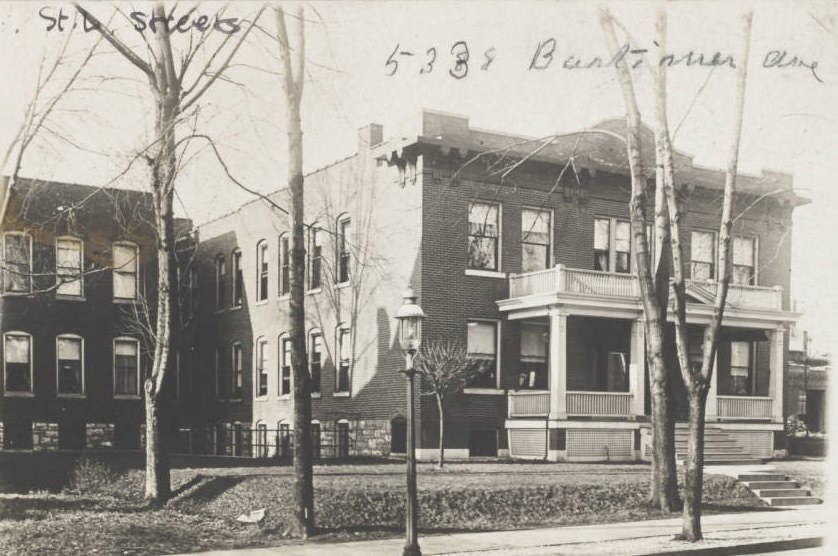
310, 331, 322, 394
56, 237, 83, 297
521, 208, 551, 272
4, 332, 32, 393
57, 334, 84, 395
468, 202, 500, 271
337, 216, 351, 284
308, 226, 322, 290
256, 240, 268, 301
232, 249, 243, 306
466, 320, 498, 389
279, 335, 291, 396
255, 337, 268, 398
593, 218, 631, 273
3, 232, 32, 293
690, 231, 716, 281
215, 254, 226, 309
732, 236, 756, 285
278, 234, 290, 296
113, 337, 140, 396
336, 326, 351, 393
231, 342, 243, 399
113, 242, 139, 300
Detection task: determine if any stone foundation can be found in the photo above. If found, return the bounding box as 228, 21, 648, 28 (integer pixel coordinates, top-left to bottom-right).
86, 423, 115, 449
353, 420, 392, 456
33, 422, 59, 451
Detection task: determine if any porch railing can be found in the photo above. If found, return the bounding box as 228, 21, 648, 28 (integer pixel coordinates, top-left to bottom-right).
717, 396, 774, 420
686, 280, 782, 311
566, 391, 632, 416
508, 391, 550, 417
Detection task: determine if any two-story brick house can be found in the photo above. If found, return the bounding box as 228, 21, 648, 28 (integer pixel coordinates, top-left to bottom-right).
184, 110, 806, 462
0, 177, 165, 451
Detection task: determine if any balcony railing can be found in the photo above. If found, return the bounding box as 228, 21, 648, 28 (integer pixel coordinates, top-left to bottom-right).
508, 390, 550, 417
507, 265, 783, 311
566, 391, 632, 416
717, 396, 773, 420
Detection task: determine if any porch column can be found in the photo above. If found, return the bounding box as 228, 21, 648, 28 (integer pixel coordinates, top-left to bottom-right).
548, 307, 567, 420
706, 352, 719, 420
630, 318, 646, 417
769, 324, 785, 423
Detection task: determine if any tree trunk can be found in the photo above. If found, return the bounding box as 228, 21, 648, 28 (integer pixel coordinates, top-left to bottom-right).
681, 388, 707, 540
143, 383, 170, 502
436, 393, 445, 469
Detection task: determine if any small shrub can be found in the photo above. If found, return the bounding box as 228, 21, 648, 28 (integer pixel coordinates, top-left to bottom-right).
68, 457, 118, 495
785, 415, 809, 437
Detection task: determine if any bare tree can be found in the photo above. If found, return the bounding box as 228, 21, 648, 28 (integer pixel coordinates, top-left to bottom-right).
75, 2, 264, 504
414, 339, 486, 468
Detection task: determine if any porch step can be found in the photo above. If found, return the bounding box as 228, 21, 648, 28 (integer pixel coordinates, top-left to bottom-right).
737, 473, 787, 482
736, 472, 822, 507
743, 480, 800, 490
764, 496, 823, 506
752, 488, 811, 498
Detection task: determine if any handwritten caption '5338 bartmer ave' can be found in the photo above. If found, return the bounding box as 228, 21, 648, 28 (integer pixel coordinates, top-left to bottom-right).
385, 39, 823, 83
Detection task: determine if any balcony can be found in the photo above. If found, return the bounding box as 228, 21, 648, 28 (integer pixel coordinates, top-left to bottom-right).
717, 396, 773, 420
507, 265, 783, 311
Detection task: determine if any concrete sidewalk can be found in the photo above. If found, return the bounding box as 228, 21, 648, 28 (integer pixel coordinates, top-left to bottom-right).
185, 506, 826, 556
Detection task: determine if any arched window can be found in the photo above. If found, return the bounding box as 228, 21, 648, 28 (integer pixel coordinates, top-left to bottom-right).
232, 248, 243, 306
215, 254, 226, 309
56, 334, 84, 395
113, 241, 139, 300
336, 324, 351, 394
278, 333, 291, 396
278, 233, 289, 296
309, 330, 322, 395
336, 214, 351, 284
4, 331, 33, 393
308, 224, 322, 290
255, 336, 268, 398
3, 232, 32, 293
56, 236, 83, 297
231, 341, 243, 399
256, 239, 269, 301
113, 337, 140, 396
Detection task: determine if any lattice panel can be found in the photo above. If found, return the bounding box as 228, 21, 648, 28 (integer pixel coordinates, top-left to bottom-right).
726, 430, 773, 458
567, 429, 633, 459
509, 429, 547, 458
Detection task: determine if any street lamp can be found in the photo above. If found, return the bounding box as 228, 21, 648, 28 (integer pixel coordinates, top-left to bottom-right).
395, 287, 425, 556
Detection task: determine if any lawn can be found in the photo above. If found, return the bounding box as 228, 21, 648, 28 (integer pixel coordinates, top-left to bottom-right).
0, 458, 771, 556
770, 459, 827, 497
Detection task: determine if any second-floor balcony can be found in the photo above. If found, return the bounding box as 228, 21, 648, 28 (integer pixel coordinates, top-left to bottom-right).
507, 265, 784, 312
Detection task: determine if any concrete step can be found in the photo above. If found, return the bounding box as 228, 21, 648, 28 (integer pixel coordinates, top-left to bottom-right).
743, 480, 799, 490
764, 496, 822, 506
753, 488, 810, 497
679, 458, 763, 466
738, 473, 787, 482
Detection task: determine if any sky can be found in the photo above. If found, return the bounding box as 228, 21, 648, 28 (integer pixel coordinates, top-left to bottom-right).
0, 0, 836, 354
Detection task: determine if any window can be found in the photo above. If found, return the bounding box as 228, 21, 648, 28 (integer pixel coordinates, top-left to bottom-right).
3, 232, 32, 293
336, 327, 351, 393
690, 231, 716, 281
521, 208, 551, 272
278, 234, 290, 296
256, 337, 268, 397
594, 218, 630, 273
606, 352, 628, 392
184, 266, 198, 320
215, 255, 226, 308
518, 325, 547, 389
308, 226, 322, 290
4, 332, 32, 393
114, 338, 140, 396
256, 240, 268, 301
337, 216, 351, 283
733, 236, 756, 285
231, 342, 243, 399
113, 242, 139, 300
310, 332, 322, 394
466, 321, 498, 388
57, 335, 83, 395
279, 336, 291, 396
56, 237, 83, 296
467, 202, 500, 271
215, 346, 225, 398
730, 341, 754, 395
232, 249, 243, 306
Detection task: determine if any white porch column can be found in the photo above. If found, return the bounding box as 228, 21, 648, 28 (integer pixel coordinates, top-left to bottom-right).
630, 318, 646, 417
548, 307, 567, 420
706, 353, 719, 420
769, 324, 785, 423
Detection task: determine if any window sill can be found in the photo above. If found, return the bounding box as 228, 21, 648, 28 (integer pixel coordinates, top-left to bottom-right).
463, 388, 505, 395
307, 288, 322, 295
55, 295, 86, 302
57, 393, 86, 399
113, 394, 141, 400
311, 392, 321, 398
230, 305, 243, 311
277, 294, 290, 301
333, 391, 351, 398
255, 396, 268, 402
465, 269, 506, 279
277, 394, 291, 400
229, 398, 243, 403
4, 391, 34, 398
336, 281, 351, 289
255, 299, 269, 306
2, 291, 34, 297
113, 298, 139, 305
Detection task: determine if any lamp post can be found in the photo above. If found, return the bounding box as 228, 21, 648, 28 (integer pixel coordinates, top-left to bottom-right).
395, 287, 425, 556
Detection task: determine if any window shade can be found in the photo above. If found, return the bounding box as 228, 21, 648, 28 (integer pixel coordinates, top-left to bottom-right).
467, 322, 496, 356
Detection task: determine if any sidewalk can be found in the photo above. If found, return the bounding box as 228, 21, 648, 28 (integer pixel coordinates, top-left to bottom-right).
184, 506, 826, 556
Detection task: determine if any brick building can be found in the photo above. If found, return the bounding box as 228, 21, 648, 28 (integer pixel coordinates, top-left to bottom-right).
182, 111, 806, 462
0, 177, 167, 451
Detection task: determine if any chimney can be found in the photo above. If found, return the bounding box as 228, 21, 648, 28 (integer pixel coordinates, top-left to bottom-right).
358, 123, 383, 151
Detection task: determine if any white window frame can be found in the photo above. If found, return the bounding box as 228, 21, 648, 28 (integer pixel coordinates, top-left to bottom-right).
56, 333, 85, 397
113, 336, 141, 398
256, 239, 269, 302
308, 224, 323, 292
335, 325, 351, 396
593, 217, 631, 274
278, 233, 290, 297
520, 207, 553, 273
732, 235, 758, 286
278, 333, 291, 398
231, 341, 243, 400
336, 214, 351, 285
55, 236, 84, 298
464, 319, 503, 393
3, 231, 33, 294
3, 331, 33, 395
309, 329, 322, 397
255, 336, 268, 399
112, 241, 139, 301
215, 254, 226, 309
689, 230, 717, 281
232, 248, 243, 307
466, 201, 502, 274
